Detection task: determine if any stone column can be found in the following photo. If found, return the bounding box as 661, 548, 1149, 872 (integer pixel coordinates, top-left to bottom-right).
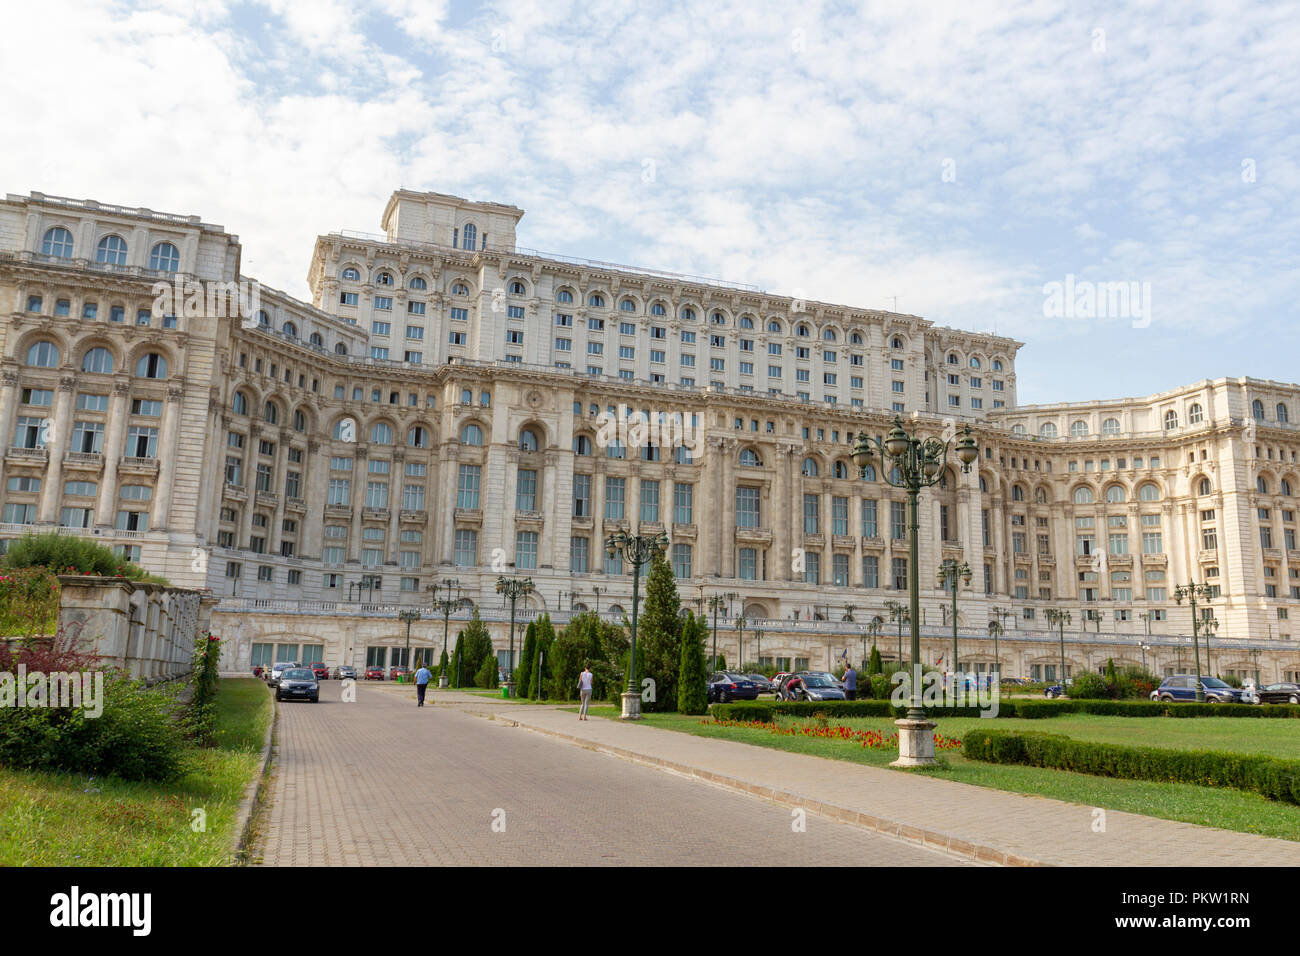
149, 385, 185, 530
303, 439, 325, 558
239, 424, 259, 548
269, 428, 291, 553
720, 437, 736, 578
773, 443, 792, 582
541, 449, 559, 569
438, 444, 459, 565
386, 449, 404, 564
37, 376, 76, 524
94, 380, 131, 530
0, 366, 20, 489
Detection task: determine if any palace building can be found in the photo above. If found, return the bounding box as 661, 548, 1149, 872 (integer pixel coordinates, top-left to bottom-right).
1, 188, 1297, 683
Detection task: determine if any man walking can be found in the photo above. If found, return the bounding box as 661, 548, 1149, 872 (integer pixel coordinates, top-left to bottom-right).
843, 661, 858, 701
414, 662, 432, 707
577, 663, 593, 720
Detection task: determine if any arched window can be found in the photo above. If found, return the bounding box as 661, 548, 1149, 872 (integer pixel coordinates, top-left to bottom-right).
332, 418, 356, 441
452, 282, 469, 296
1011, 424, 1027, 436
81, 347, 114, 374
293, 409, 307, 432
573, 435, 592, 455
256, 310, 270, 328
947, 353, 959, 365
1012, 484, 1025, 501
1138, 482, 1160, 501
1252, 399, 1265, 420
979, 475, 988, 492
263, 402, 278, 424
1198, 478, 1212, 496
796, 324, 810, 338
519, 428, 540, 451
993, 359, 1004, 371
768, 320, 782, 333
341, 267, 360, 281
1039, 422, 1058, 438
1188, 403, 1204, 425
619, 299, 636, 313
375, 271, 393, 286
309, 332, 323, 347
1257, 476, 1269, 494
892, 336, 903, 349
1105, 485, 1127, 503
370, 422, 393, 445
833, 460, 849, 479
135, 353, 167, 378
1073, 486, 1096, 505
232, 391, 248, 415
282, 321, 297, 338
969, 357, 981, 369
739, 315, 754, 329
801, 457, 819, 477
557, 289, 573, 303
711, 312, 727, 325
335, 342, 348, 355
823, 328, 837, 342
408, 276, 427, 291
681, 307, 696, 321
1164, 410, 1178, 430
509, 280, 526, 295
588, 293, 605, 308
1102, 418, 1121, 435
407, 425, 429, 448
850, 331, 863, 345
1070, 420, 1089, 438
1278, 404, 1290, 424
1034, 487, 1048, 504
860, 464, 876, 481
739, 448, 762, 467
650, 302, 667, 316
149, 242, 180, 272
1282, 478, 1293, 496
461, 223, 477, 250
460, 423, 483, 445
42, 227, 74, 258
96, 234, 127, 265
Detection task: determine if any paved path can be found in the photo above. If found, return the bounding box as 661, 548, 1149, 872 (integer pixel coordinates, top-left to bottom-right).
255, 681, 969, 866
477, 697, 1300, 866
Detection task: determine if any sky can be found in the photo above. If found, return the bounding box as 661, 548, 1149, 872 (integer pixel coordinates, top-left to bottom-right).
3, 0, 1298, 405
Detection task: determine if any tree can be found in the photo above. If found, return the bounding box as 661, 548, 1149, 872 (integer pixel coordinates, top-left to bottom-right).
1105, 658, 1118, 684
677, 611, 708, 715
545, 612, 626, 701
634, 554, 683, 711
474, 654, 498, 688
516, 621, 537, 698
449, 631, 465, 688
529, 614, 555, 699
715, 653, 727, 671
456, 611, 495, 689
438, 648, 448, 681
867, 645, 883, 676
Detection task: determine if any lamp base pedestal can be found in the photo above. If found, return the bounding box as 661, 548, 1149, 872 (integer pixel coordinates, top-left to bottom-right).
890, 718, 937, 767
620, 692, 642, 720
438, 675, 448, 688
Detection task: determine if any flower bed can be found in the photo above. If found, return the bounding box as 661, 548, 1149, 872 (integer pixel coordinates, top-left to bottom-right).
704, 717, 962, 751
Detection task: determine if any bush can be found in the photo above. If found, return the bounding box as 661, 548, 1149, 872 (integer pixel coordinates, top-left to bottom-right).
3, 532, 168, 584
1068, 671, 1111, 700
710, 697, 1300, 722
963, 730, 1300, 804
187, 630, 222, 745
474, 654, 497, 689
0, 567, 60, 638
0, 671, 186, 781
677, 612, 708, 715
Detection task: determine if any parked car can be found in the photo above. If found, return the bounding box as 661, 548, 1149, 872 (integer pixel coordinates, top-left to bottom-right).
747, 674, 775, 694
788, 673, 847, 702
1044, 679, 1073, 698
389, 666, 410, 681
333, 665, 358, 680
309, 662, 329, 680
275, 667, 320, 703
706, 672, 761, 703
801, 670, 846, 689
267, 662, 299, 688
1153, 675, 1245, 703
365, 665, 385, 681
1256, 682, 1300, 705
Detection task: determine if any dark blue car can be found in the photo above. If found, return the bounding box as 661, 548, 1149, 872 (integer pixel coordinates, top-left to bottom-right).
1154, 675, 1244, 703
707, 672, 761, 704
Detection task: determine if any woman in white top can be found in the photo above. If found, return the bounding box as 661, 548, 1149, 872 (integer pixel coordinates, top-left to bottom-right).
578, 665, 594, 719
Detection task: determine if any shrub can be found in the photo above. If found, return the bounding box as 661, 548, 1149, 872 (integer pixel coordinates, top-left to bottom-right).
636, 554, 683, 712
964, 729, 1300, 805
677, 612, 708, 715
3, 532, 167, 584
0, 567, 60, 638
1221, 673, 1243, 688
868, 673, 891, 700
867, 645, 883, 676
1068, 671, 1112, 700
474, 654, 497, 689
516, 622, 537, 699
187, 630, 222, 745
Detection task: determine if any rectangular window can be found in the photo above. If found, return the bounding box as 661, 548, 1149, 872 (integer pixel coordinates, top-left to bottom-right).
803, 494, 819, 534
890, 500, 906, 540
573, 473, 592, 517
516, 468, 538, 512
570, 536, 589, 573
861, 499, 878, 538
453, 529, 477, 567
604, 477, 626, 519
862, 555, 879, 588
516, 531, 538, 570
833, 553, 849, 587
736, 486, 760, 528
673, 482, 693, 525
640, 479, 660, 523
671, 543, 692, 579
892, 557, 908, 591
457, 464, 481, 509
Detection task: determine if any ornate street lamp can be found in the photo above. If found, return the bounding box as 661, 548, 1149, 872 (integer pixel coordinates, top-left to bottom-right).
1203, 616, 1219, 679
735, 614, 747, 670
864, 615, 884, 670
605, 528, 669, 719
754, 628, 763, 667
884, 599, 908, 667
937, 559, 973, 689
398, 608, 421, 682
987, 619, 1004, 680
496, 573, 535, 697
707, 593, 733, 671
428, 578, 467, 688
1140, 643, 1151, 672
853, 418, 978, 766
1046, 608, 1072, 691
1174, 581, 1213, 702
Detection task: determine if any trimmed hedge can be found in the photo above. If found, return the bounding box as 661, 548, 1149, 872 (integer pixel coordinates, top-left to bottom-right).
963, 729, 1300, 805
710, 698, 1300, 722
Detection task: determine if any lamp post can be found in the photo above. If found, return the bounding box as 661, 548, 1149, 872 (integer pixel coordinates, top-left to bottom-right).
1174, 581, 1213, 702
853, 418, 978, 767
1092, 609, 1105, 634
987, 619, 1004, 680
884, 599, 908, 668
937, 559, 972, 691
428, 578, 465, 688
398, 609, 421, 682
1203, 616, 1219, 679
496, 572, 535, 697
605, 528, 669, 719
735, 614, 747, 670
1046, 608, 1072, 691
755, 628, 763, 667
1140, 643, 1151, 672
707, 593, 733, 671
1139, 611, 1152, 639
592, 585, 604, 614
865, 615, 883, 670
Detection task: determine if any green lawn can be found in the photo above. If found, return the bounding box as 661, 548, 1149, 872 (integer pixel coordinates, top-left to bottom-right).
0, 677, 271, 866
581, 706, 1300, 842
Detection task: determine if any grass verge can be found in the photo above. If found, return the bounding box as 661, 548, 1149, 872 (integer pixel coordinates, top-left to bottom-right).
0, 677, 271, 866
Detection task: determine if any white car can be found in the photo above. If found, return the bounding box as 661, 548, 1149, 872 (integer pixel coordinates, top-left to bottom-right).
267, 661, 299, 687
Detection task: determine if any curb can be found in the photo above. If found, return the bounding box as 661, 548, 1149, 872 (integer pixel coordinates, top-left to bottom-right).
492, 713, 1048, 867
229, 684, 277, 865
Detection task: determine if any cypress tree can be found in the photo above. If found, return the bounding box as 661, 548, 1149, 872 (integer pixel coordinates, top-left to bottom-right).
867, 645, 883, 676
636, 554, 683, 711
438, 648, 448, 681
1105, 657, 1117, 684
530, 614, 555, 699
450, 631, 465, 688
517, 621, 537, 698
677, 611, 708, 715
715, 653, 727, 671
